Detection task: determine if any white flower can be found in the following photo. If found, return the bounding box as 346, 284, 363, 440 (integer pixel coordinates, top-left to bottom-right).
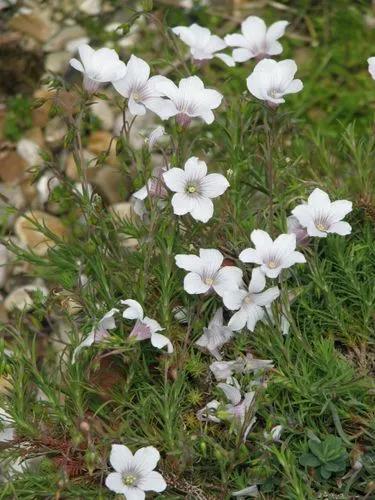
70, 44, 126, 93
72, 308, 119, 364
172, 23, 234, 66
195, 308, 234, 360
264, 424, 283, 442
246, 59, 303, 106
225, 16, 288, 62
223, 268, 280, 331
112, 55, 176, 119
239, 230, 306, 279
368, 57, 375, 79
122, 299, 173, 353
175, 249, 242, 297
232, 485, 259, 497
154, 75, 223, 126
105, 444, 166, 499
163, 156, 229, 222
291, 188, 352, 238
146, 126, 165, 150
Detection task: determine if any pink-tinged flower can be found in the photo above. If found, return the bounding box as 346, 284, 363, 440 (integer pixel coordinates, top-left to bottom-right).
223, 268, 280, 331
72, 308, 119, 363
287, 215, 309, 246
163, 156, 229, 223
154, 75, 223, 126
122, 299, 173, 353
112, 55, 176, 119
133, 167, 168, 203
175, 249, 242, 297
105, 444, 166, 498
195, 308, 234, 360
69, 44, 126, 93
239, 230, 306, 279
246, 59, 303, 106
291, 188, 352, 238
368, 57, 375, 79
172, 23, 234, 66
209, 359, 245, 381
225, 16, 288, 63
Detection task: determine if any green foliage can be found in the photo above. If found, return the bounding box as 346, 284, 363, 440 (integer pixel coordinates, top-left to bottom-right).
3, 95, 32, 142
299, 436, 348, 480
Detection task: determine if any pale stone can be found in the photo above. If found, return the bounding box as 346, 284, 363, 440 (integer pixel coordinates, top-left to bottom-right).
45, 51, 71, 74
45, 117, 67, 149
43, 25, 86, 52
0, 150, 27, 184
91, 99, 114, 131
15, 210, 68, 256
8, 10, 57, 43
87, 130, 118, 166
16, 138, 41, 167
65, 150, 97, 181
4, 281, 48, 312
94, 166, 124, 204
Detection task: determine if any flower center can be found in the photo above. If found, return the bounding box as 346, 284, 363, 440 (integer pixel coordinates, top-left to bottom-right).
244, 295, 253, 304
269, 89, 279, 99
316, 222, 327, 232
187, 184, 197, 193
123, 474, 137, 486
204, 277, 214, 286
268, 260, 277, 269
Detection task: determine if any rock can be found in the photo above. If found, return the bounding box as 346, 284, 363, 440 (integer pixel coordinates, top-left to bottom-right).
43, 25, 86, 52
25, 127, 45, 147
4, 281, 48, 312
15, 210, 68, 256
87, 131, 118, 166
94, 166, 124, 204
0, 244, 8, 288
113, 112, 156, 150
79, 0, 101, 15
0, 185, 25, 225
16, 138, 42, 167
45, 51, 71, 74
91, 100, 114, 131
65, 150, 97, 181
0, 150, 28, 184
108, 202, 138, 248
45, 116, 67, 149
8, 9, 57, 43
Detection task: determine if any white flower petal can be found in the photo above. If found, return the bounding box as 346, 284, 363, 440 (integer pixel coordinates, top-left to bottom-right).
151, 333, 173, 353
239, 248, 262, 264
105, 472, 127, 494
189, 196, 214, 222
251, 229, 273, 250
328, 221, 352, 236
248, 268, 266, 294
199, 249, 223, 270
199, 173, 229, 198
253, 287, 280, 306
217, 382, 242, 405
214, 266, 243, 297
138, 471, 167, 492
163, 168, 186, 192
228, 308, 248, 331
122, 487, 146, 500
307, 188, 331, 208
215, 52, 235, 67
245, 305, 264, 331
109, 444, 134, 473
122, 299, 144, 320
133, 446, 160, 474
171, 192, 194, 215
175, 254, 203, 273
266, 20, 289, 42
184, 156, 207, 180
184, 272, 210, 294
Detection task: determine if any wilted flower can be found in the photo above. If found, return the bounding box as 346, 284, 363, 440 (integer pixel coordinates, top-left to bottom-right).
223, 268, 280, 331
146, 126, 166, 150
196, 399, 221, 423
154, 75, 223, 126
209, 359, 245, 381
287, 215, 309, 246
72, 308, 119, 363
195, 308, 234, 360
231, 484, 259, 497
175, 249, 242, 297
163, 157, 229, 222
264, 424, 283, 442
291, 188, 352, 237
239, 229, 306, 279
368, 57, 375, 79
122, 299, 173, 353
70, 44, 126, 92
105, 444, 166, 498
113, 55, 176, 119
133, 166, 168, 202
243, 353, 274, 373
225, 16, 288, 62
246, 59, 303, 106
172, 23, 234, 66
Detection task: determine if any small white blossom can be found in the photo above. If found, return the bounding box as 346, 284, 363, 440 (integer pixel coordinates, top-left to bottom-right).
133, 166, 168, 202
287, 215, 309, 246
239, 229, 306, 279
146, 126, 166, 150
122, 299, 173, 353
154, 75, 223, 126
175, 249, 242, 297
163, 156, 229, 222
113, 55, 176, 119
224, 268, 280, 331
247, 59, 303, 106
195, 308, 234, 360
105, 444, 166, 499
225, 15, 288, 62
70, 44, 126, 92
264, 424, 283, 442
368, 57, 375, 79
172, 23, 234, 66
291, 188, 352, 238
72, 308, 119, 363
